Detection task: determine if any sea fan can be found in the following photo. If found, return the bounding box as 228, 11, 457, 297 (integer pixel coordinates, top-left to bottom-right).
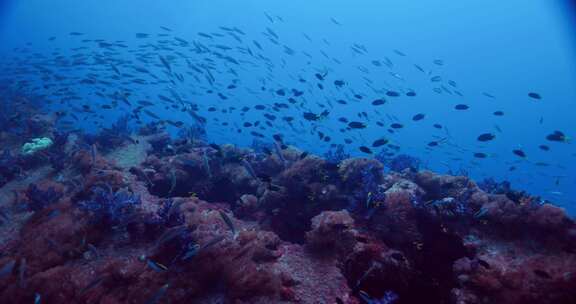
324, 144, 350, 164
78, 185, 141, 227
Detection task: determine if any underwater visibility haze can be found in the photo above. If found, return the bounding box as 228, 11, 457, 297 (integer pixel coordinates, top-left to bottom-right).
0, 0, 575, 303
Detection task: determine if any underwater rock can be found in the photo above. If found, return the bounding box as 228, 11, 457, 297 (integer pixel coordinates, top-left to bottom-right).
306, 210, 358, 256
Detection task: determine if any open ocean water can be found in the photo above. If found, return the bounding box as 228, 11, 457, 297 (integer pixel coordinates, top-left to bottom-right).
0, 1, 575, 304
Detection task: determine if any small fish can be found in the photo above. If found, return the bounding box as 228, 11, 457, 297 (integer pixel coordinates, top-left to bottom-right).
219, 210, 236, 235
513, 149, 527, 158
455, 104, 469, 110
371, 99, 386, 106
147, 259, 168, 272
359, 146, 373, 154
372, 138, 389, 147
528, 92, 542, 100
18, 258, 26, 288
79, 276, 106, 295
533, 269, 552, 279
348, 121, 366, 129
477, 259, 491, 269
145, 283, 170, 304
474, 152, 488, 159
412, 113, 425, 121
546, 131, 568, 143
477, 133, 495, 142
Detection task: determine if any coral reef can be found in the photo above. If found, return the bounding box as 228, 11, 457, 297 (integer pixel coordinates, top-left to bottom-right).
0, 118, 574, 304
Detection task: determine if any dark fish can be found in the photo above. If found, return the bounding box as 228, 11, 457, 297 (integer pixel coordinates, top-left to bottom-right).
371, 99, 386, 106
147, 259, 168, 272
546, 131, 568, 142
474, 152, 487, 158
359, 146, 373, 154
539, 145, 550, 151
303, 112, 320, 121
455, 104, 469, 110
372, 138, 389, 147
390, 123, 403, 129
412, 113, 425, 121
406, 91, 417, 97
528, 92, 542, 100
533, 269, 552, 279
433, 124, 443, 129
300, 151, 309, 159
477, 133, 495, 142
348, 121, 366, 129
513, 149, 527, 158
493, 111, 504, 116
386, 91, 400, 97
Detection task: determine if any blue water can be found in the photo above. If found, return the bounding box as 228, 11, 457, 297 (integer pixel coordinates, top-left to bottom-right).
1, 0, 575, 215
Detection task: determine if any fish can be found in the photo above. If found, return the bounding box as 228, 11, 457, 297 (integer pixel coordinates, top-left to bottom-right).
219, 210, 236, 235
372, 138, 389, 147
474, 152, 488, 158
477, 259, 491, 269
18, 258, 26, 288
546, 131, 568, 143
454, 104, 469, 110
348, 122, 366, 129
477, 133, 495, 142
533, 269, 552, 279
513, 149, 527, 158
359, 146, 373, 154
371, 99, 386, 106
145, 283, 170, 304
528, 92, 542, 100
412, 113, 425, 121
80, 276, 106, 295
147, 259, 168, 272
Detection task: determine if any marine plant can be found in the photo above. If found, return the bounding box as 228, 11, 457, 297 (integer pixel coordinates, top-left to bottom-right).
324, 144, 350, 164
78, 185, 141, 227
376, 152, 421, 172
177, 121, 207, 144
